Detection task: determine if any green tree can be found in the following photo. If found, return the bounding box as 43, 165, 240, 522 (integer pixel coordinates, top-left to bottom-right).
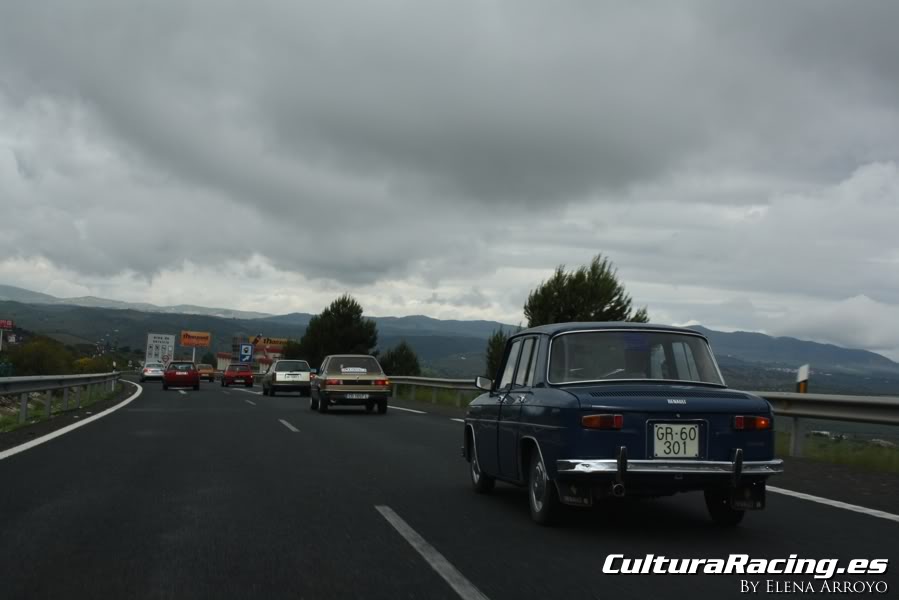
299, 294, 378, 368
200, 351, 216, 365
8, 337, 74, 376
485, 327, 511, 379
523, 254, 649, 327
379, 340, 421, 376
282, 340, 304, 360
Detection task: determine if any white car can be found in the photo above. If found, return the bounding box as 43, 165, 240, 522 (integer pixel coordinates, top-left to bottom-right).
140, 362, 165, 382
261, 359, 312, 396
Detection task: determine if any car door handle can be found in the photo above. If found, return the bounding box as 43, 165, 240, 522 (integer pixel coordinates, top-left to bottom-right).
515, 395, 527, 403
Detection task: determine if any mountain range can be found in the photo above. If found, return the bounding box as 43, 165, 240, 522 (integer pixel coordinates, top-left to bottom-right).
2, 284, 899, 392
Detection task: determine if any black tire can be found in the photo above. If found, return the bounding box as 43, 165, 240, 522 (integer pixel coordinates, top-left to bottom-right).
163, 383, 168, 391
365, 402, 374, 413
309, 394, 319, 411
704, 489, 746, 527
245, 382, 252, 388
377, 400, 387, 414
270, 387, 276, 396
528, 450, 559, 525
318, 395, 329, 413
193, 384, 200, 391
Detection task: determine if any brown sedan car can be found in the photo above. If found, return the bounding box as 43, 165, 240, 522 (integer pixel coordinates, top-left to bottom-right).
309, 354, 391, 414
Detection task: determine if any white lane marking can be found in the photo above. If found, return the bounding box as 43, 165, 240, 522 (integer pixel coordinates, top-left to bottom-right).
245, 399, 256, 406
450, 418, 465, 423
376, 505, 489, 600
178, 390, 187, 395
279, 419, 299, 432
232, 388, 262, 396
768, 486, 899, 523
388, 405, 427, 414
0, 381, 143, 462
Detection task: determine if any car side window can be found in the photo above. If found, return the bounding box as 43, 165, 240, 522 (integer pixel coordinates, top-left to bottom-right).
513, 338, 535, 388
672, 342, 700, 380
319, 358, 329, 374
497, 340, 522, 391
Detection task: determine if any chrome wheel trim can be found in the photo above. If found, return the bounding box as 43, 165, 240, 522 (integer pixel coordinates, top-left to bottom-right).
470, 451, 482, 484
530, 455, 547, 513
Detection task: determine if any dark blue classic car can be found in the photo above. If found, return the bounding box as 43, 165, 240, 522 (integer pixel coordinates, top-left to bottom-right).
462, 322, 783, 525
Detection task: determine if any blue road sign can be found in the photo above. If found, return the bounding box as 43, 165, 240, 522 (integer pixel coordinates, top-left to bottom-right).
239, 343, 254, 363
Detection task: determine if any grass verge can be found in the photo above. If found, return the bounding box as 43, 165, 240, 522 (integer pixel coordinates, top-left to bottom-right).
775, 431, 899, 474
0, 383, 124, 433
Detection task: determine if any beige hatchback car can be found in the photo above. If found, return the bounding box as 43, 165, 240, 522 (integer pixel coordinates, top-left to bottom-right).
309, 354, 391, 414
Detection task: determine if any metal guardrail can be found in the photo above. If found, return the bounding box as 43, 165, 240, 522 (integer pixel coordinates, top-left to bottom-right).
0, 372, 121, 425
388, 377, 899, 457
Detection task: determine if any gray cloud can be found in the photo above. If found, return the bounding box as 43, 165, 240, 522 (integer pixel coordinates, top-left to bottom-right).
2, 1, 899, 357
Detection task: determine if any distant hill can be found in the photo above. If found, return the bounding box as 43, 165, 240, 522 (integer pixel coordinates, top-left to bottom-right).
693, 326, 899, 376
0, 284, 272, 320
2, 283, 899, 393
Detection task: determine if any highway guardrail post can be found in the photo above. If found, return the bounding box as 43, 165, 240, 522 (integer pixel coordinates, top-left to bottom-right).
391, 384, 398, 401
76, 385, 82, 409
456, 389, 464, 407
63, 386, 69, 411
789, 416, 805, 457
44, 390, 52, 419
408, 384, 416, 402
19, 393, 28, 424
431, 387, 438, 404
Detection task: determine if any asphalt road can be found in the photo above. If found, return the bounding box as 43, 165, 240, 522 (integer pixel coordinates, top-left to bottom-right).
1, 380, 896, 599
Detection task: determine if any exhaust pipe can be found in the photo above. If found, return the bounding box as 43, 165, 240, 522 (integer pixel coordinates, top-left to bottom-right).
611, 483, 626, 498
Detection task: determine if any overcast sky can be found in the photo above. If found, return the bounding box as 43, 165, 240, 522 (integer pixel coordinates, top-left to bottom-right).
2, 2, 899, 358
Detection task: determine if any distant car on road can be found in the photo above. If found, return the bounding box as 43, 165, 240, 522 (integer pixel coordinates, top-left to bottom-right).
140, 362, 165, 382
163, 361, 200, 391
310, 354, 390, 414
463, 322, 783, 526
196, 363, 215, 382
222, 363, 254, 387
261, 359, 312, 396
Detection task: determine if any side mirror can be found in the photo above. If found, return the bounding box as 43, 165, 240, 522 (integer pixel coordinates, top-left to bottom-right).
311, 368, 318, 374
475, 376, 492, 391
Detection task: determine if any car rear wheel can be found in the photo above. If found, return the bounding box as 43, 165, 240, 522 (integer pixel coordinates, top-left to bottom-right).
377, 400, 387, 414
528, 450, 559, 525
470, 445, 495, 494
704, 489, 746, 527
163, 383, 168, 390
193, 383, 200, 391
245, 382, 252, 388
318, 395, 329, 413
269, 387, 276, 396
365, 402, 374, 413
309, 395, 318, 410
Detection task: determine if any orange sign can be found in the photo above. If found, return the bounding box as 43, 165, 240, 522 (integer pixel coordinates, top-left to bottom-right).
250, 335, 290, 348
180, 330, 211, 348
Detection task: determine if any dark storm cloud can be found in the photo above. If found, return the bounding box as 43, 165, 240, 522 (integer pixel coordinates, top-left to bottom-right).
2, 1, 899, 356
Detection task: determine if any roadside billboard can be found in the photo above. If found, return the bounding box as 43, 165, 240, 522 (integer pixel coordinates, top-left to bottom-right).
180, 330, 212, 348
250, 335, 290, 349
146, 333, 176, 365
0, 319, 13, 330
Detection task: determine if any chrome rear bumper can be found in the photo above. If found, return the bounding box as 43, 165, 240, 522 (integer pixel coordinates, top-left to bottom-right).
557, 458, 783, 476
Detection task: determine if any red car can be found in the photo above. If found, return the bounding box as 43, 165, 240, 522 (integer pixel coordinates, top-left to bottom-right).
163, 361, 200, 391
222, 363, 254, 387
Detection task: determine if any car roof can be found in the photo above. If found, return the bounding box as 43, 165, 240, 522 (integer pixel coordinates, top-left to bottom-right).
512, 321, 706, 337
276, 358, 308, 362
324, 354, 378, 359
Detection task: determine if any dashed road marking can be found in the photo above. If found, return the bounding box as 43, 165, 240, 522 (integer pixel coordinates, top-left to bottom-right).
388, 405, 427, 414
376, 505, 489, 600
279, 419, 299, 432
450, 418, 465, 423
245, 399, 256, 406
